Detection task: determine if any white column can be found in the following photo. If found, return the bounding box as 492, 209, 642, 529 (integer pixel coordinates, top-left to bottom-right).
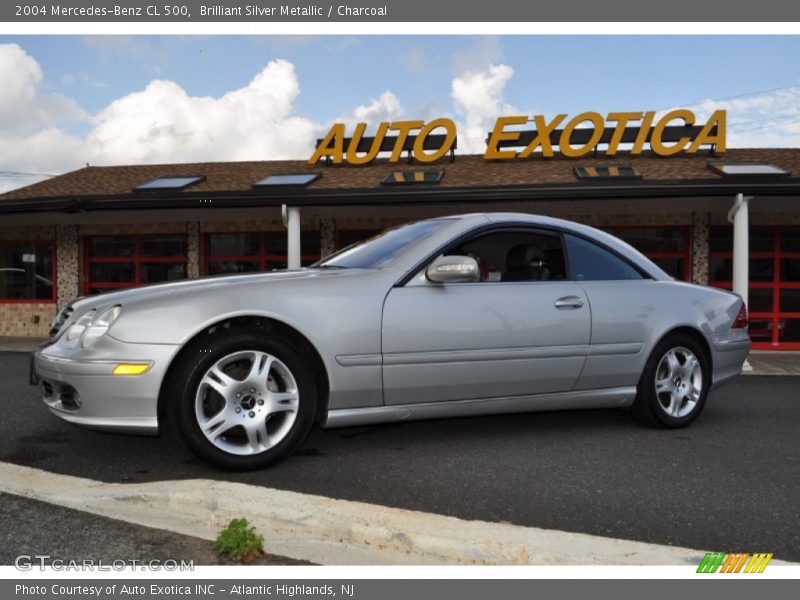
727, 193, 750, 309
285, 205, 301, 270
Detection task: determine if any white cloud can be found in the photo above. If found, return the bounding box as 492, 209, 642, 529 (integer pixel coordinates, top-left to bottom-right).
0, 43, 517, 193
0, 44, 87, 133
339, 91, 405, 128
61, 71, 108, 89
450, 64, 517, 152
663, 86, 800, 148
0, 51, 325, 191
0, 127, 85, 193
0, 48, 410, 192
85, 59, 318, 164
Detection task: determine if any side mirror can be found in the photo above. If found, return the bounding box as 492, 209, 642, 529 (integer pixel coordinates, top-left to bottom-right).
426, 255, 480, 284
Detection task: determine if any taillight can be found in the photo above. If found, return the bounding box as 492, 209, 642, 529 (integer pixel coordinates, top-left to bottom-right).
732, 304, 748, 329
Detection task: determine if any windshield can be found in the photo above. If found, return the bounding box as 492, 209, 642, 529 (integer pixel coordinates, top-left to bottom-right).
316, 218, 456, 269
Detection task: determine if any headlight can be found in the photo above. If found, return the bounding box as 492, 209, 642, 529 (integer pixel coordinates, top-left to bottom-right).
64, 310, 96, 347
63, 305, 122, 348
82, 305, 122, 348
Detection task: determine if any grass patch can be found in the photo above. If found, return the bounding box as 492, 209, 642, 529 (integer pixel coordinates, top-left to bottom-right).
216, 517, 265, 563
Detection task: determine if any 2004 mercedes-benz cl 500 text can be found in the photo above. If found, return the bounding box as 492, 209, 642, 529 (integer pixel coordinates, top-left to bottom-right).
34, 213, 751, 470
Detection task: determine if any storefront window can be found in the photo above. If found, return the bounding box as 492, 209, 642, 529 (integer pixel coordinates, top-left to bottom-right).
83, 234, 187, 295
337, 229, 382, 250
709, 225, 800, 348
0, 241, 55, 301
749, 289, 774, 313
709, 225, 776, 253
604, 226, 690, 281
709, 257, 774, 282
205, 231, 320, 275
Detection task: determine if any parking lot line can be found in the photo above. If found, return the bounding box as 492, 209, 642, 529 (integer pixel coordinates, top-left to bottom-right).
0, 460, 751, 566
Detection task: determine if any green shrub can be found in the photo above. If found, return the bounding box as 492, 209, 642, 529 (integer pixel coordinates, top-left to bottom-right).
216, 518, 264, 562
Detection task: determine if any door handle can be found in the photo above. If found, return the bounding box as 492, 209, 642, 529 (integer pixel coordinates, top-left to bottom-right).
554, 296, 584, 309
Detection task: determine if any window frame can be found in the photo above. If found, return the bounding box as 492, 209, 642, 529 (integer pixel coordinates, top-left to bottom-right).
0, 239, 57, 304
83, 233, 188, 295
403, 224, 651, 287
203, 231, 321, 275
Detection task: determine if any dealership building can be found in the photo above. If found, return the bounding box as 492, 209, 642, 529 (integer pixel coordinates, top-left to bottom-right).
1, 114, 800, 349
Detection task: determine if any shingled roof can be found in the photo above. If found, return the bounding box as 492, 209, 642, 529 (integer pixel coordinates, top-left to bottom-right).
2, 148, 799, 204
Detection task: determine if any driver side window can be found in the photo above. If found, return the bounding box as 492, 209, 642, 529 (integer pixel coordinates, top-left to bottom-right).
446, 229, 567, 283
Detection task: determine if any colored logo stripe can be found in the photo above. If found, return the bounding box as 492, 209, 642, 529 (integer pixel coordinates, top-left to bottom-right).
745, 553, 774, 573
697, 552, 773, 573
697, 552, 726, 573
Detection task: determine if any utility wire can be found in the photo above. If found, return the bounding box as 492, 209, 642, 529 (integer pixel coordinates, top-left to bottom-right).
733, 116, 800, 133
0, 171, 56, 178
657, 83, 800, 113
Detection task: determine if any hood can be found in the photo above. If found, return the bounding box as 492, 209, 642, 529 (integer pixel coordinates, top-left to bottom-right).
69, 268, 372, 313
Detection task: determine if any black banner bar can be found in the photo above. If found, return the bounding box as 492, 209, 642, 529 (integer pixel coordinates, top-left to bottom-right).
4, 0, 800, 22
3, 579, 797, 600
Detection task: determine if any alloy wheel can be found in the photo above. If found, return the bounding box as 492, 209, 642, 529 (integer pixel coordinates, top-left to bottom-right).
194, 350, 299, 456
654, 346, 703, 418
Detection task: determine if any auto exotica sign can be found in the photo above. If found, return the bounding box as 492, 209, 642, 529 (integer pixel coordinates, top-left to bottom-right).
309, 109, 726, 165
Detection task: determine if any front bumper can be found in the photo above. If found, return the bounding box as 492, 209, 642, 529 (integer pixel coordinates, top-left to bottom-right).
33, 338, 181, 435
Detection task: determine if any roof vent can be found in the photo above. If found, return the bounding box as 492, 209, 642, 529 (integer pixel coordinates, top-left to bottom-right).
574, 165, 642, 180
708, 162, 790, 177
381, 170, 444, 185
133, 176, 205, 191
253, 173, 321, 187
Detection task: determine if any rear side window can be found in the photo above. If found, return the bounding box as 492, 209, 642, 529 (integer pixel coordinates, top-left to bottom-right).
565, 234, 644, 281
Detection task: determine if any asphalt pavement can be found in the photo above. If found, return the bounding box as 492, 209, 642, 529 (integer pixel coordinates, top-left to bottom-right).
2, 351, 799, 561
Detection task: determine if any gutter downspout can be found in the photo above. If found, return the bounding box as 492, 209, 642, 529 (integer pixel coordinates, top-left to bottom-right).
282, 204, 301, 270
728, 193, 753, 371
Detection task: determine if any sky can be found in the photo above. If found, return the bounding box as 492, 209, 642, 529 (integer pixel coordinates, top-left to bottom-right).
1, 35, 800, 192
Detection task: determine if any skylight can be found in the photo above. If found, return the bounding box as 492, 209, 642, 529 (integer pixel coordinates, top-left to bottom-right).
381, 170, 444, 185
709, 163, 790, 177
253, 173, 321, 187
134, 176, 205, 191
574, 165, 642, 180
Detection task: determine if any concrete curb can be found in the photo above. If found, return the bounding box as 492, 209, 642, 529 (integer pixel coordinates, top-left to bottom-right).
0, 461, 746, 566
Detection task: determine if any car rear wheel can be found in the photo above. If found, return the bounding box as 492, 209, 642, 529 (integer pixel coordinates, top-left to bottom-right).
631, 334, 710, 428
169, 330, 317, 470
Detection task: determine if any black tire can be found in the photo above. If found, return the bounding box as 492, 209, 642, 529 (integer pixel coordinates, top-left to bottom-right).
630, 333, 710, 428
168, 329, 318, 471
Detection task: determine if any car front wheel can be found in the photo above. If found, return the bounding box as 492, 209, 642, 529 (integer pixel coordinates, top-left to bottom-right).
631, 334, 710, 428
169, 330, 318, 470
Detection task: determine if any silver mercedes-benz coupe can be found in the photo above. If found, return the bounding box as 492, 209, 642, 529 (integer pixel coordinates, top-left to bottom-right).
34, 213, 751, 470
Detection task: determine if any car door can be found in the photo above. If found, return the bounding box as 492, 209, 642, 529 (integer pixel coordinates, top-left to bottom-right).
381, 228, 591, 405
563, 233, 656, 390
